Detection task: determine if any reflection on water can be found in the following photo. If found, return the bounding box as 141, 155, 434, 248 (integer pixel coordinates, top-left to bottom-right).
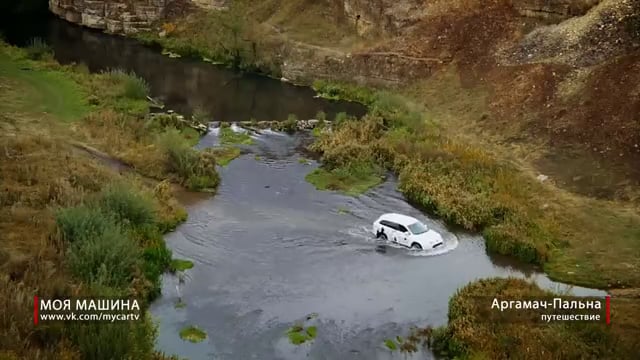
0, 14, 366, 122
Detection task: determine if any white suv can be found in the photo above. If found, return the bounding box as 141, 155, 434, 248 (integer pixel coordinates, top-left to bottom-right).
372, 213, 444, 250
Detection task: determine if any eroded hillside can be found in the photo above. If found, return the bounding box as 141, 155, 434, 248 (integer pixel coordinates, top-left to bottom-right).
250, 0, 640, 201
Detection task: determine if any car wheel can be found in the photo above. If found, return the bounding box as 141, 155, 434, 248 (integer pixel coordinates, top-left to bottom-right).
411, 243, 422, 250
379, 233, 388, 241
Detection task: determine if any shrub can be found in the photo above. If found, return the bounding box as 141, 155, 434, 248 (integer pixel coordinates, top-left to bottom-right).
25, 38, 52, 60
55, 205, 113, 243
282, 114, 298, 133
97, 184, 156, 228
192, 107, 211, 124
156, 129, 219, 190
67, 225, 139, 288
142, 242, 172, 301
333, 112, 350, 125
123, 74, 150, 100
67, 314, 156, 360
103, 69, 150, 100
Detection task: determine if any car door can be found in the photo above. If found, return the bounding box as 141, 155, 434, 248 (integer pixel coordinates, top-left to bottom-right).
396, 224, 410, 246
388, 222, 402, 243
380, 220, 396, 241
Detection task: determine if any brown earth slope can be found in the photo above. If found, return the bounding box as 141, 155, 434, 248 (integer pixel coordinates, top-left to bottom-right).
364, 0, 640, 201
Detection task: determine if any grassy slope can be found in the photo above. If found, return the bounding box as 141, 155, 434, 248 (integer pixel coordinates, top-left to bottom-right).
0, 57, 88, 122
0, 42, 199, 359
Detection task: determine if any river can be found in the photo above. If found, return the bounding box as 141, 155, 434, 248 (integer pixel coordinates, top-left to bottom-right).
1, 14, 606, 360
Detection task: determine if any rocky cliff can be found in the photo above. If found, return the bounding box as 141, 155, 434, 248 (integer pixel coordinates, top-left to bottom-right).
49, 0, 174, 34
513, 0, 601, 20
336, 0, 601, 36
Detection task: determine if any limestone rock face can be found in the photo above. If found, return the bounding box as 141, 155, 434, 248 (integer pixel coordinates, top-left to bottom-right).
49, 0, 173, 34
338, 0, 600, 36
341, 0, 428, 36
512, 0, 601, 20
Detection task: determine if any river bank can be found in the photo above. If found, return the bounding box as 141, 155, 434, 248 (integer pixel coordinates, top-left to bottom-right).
0, 39, 225, 359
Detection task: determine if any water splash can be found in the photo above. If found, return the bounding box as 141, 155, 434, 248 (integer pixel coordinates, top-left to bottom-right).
346, 226, 460, 257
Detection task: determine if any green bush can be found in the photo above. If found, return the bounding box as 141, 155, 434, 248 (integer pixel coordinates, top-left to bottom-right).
103, 69, 150, 100
25, 38, 52, 60
333, 112, 350, 125
98, 184, 156, 228
67, 225, 139, 288
315, 110, 327, 121
142, 243, 172, 301
282, 114, 298, 133
156, 129, 219, 190
56, 205, 113, 243
123, 74, 150, 100
312, 80, 377, 105
66, 314, 156, 360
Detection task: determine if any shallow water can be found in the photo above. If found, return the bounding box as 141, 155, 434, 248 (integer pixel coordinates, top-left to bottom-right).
152, 128, 606, 360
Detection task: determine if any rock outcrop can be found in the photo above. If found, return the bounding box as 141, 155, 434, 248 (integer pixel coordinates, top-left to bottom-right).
49, 0, 174, 34
340, 0, 428, 36
513, 0, 601, 21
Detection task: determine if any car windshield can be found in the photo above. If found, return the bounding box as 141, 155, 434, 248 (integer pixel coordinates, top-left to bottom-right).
408, 222, 428, 235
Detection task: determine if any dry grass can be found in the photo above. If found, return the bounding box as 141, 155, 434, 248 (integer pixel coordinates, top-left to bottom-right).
428, 278, 640, 359
0, 41, 188, 359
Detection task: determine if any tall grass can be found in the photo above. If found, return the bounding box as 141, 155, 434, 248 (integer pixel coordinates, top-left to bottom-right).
67, 225, 139, 288
25, 37, 52, 60
97, 184, 156, 228
56, 205, 113, 243
312, 80, 377, 106
282, 113, 298, 133
66, 315, 156, 360
156, 129, 219, 190
428, 278, 630, 359
52, 184, 179, 357
103, 69, 150, 100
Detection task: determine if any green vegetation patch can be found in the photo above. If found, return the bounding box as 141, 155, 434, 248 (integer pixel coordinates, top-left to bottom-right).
209, 146, 242, 166
179, 326, 207, 343
170, 259, 194, 272
312, 79, 377, 106
175, 300, 186, 309
219, 127, 253, 145
428, 278, 637, 359
55, 184, 174, 298
384, 339, 398, 351
156, 129, 220, 190
0, 49, 88, 122
286, 324, 317, 345
305, 162, 384, 197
